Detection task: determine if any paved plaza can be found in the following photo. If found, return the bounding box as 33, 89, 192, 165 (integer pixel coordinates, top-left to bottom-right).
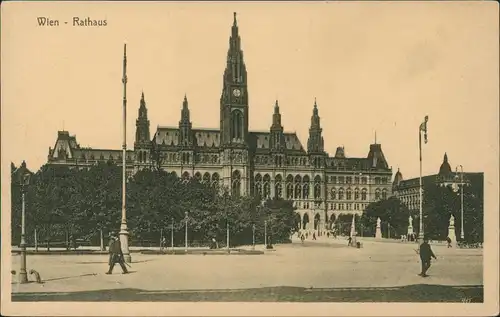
10, 238, 483, 302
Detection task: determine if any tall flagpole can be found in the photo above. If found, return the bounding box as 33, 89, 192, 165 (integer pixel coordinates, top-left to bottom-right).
120, 43, 131, 263
418, 115, 428, 240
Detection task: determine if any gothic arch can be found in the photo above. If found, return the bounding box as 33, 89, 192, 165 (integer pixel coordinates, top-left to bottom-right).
302, 213, 310, 230
255, 173, 263, 197
275, 174, 283, 199
338, 188, 345, 200
354, 188, 360, 200
232, 170, 241, 197
203, 172, 211, 183
263, 174, 271, 198
194, 172, 202, 181
361, 188, 367, 200
331, 188, 336, 200
231, 110, 244, 140
314, 213, 321, 230
182, 171, 190, 182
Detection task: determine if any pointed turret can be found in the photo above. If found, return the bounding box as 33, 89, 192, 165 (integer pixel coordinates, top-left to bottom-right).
134, 91, 151, 152
270, 100, 285, 151
307, 98, 324, 153
180, 94, 190, 124
179, 94, 193, 147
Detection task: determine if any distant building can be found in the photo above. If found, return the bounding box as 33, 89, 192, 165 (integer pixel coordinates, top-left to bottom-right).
45, 13, 393, 233
392, 153, 484, 213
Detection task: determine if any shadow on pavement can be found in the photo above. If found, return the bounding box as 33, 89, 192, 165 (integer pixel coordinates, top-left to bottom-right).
12, 284, 483, 302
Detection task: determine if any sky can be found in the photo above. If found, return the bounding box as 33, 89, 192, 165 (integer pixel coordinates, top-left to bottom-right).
2, 1, 498, 182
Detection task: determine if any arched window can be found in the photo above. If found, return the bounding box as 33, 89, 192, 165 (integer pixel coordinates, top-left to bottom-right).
294, 175, 302, 199
211, 172, 219, 187
346, 189, 352, 200
286, 174, 294, 199
382, 189, 387, 200
303, 175, 310, 199
255, 174, 262, 197
375, 189, 381, 200
182, 171, 190, 183
232, 170, 241, 197
275, 175, 282, 199
331, 189, 336, 200
313, 175, 321, 199
354, 188, 360, 200
263, 174, 271, 198
231, 110, 244, 140
194, 172, 201, 181
203, 172, 211, 183
361, 188, 367, 200
338, 188, 344, 200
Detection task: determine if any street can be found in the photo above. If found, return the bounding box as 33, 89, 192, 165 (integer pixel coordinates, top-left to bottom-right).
11, 238, 483, 302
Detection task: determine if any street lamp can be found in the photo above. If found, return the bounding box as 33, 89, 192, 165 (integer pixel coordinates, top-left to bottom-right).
184, 211, 188, 252
120, 43, 131, 263
418, 115, 429, 240
170, 217, 174, 250
453, 165, 465, 240
252, 224, 256, 250
18, 170, 31, 284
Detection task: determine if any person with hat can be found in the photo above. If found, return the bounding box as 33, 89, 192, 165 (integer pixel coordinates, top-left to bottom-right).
418, 237, 437, 277
106, 232, 128, 275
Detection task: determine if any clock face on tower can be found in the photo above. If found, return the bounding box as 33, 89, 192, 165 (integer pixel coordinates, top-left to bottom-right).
232, 88, 241, 97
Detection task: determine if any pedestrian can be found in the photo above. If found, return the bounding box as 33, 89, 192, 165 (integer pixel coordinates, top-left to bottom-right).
446, 236, 452, 248
106, 232, 129, 275
348, 236, 352, 246
418, 237, 437, 277
312, 232, 316, 240
300, 234, 305, 244
160, 237, 166, 252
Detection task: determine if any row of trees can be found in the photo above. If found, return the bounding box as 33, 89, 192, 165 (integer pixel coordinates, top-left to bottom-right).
11, 162, 297, 248
355, 182, 483, 242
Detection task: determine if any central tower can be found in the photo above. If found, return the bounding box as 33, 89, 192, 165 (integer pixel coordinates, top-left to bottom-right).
220, 12, 250, 196
220, 12, 249, 147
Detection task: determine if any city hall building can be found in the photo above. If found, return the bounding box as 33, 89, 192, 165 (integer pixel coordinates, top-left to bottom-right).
46, 13, 394, 232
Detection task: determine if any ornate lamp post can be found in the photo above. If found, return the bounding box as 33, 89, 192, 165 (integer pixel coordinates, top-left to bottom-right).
170, 217, 174, 250
418, 115, 429, 240
453, 165, 466, 240
252, 224, 256, 250
18, 170, 31, 284
120, 43, 131, 263
184, 211, 189, 252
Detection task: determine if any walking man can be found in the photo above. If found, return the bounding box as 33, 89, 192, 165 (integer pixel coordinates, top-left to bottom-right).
446, 236, 452, 248
418, 237, 437, 277
106, 232, 128, 275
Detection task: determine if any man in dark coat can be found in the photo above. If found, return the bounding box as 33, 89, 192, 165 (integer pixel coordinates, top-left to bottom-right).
106, 232, 128, 274
418, 237, 437, 277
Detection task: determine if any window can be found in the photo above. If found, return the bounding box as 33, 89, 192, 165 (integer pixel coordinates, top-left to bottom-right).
346, 177, 352, 184
330, 189, 336, 200
346, 189, 352, 200
231, 110, 243, 140
331, 176, 337, 184
375, 189, 381, 200
354, 188, 360, 200
361, 177, 367, 184
361, 189, 367, 200
338, 188, 344, 200
339, 176, 345, 184
232, 170, 241, 197
354, 177, 360, 184
382, 189, 387, 200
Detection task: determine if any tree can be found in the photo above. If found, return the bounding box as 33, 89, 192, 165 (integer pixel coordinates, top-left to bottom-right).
360, 197, 411, 238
